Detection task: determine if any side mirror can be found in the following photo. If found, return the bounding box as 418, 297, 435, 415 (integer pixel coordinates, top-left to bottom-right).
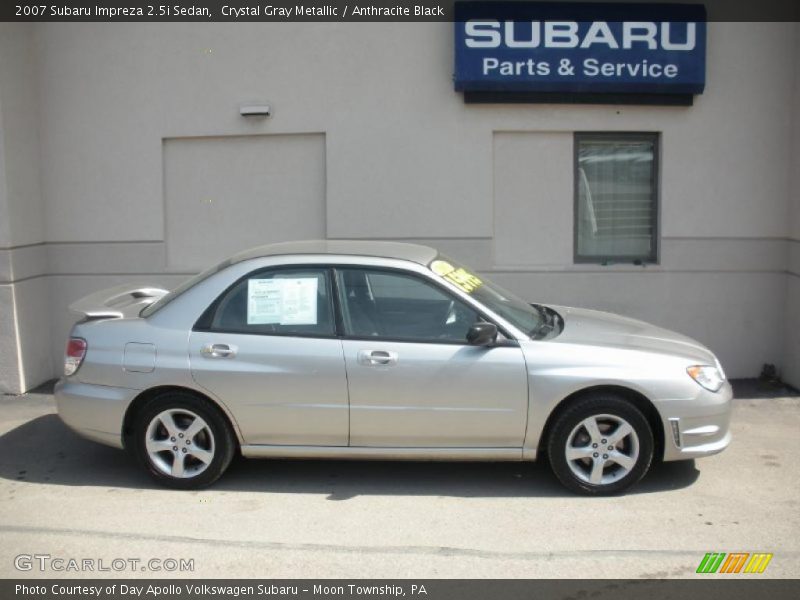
466, 322, 497, 346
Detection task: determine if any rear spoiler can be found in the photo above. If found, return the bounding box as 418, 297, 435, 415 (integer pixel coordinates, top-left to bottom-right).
69, 284, 169, 320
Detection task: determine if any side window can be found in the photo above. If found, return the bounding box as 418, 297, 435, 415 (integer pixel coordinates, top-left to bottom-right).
336, 268, 480, 342
209, 268, 334, 337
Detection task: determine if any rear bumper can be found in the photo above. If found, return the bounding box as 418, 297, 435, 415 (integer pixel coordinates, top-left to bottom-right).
659, 381, 733, 461
55, 378, 138, 449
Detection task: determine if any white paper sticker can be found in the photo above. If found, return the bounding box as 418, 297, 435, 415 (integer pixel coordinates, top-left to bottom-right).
247, 277, 318, 325
278, 277, 318, 325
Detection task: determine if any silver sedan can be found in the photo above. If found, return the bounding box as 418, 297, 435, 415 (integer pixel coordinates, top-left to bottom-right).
55, 240, 732, 495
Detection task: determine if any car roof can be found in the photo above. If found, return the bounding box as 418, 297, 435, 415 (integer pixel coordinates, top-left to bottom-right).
229, 240, 439, 266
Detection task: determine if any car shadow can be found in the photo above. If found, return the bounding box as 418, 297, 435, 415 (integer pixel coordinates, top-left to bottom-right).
0, 414, 699, 498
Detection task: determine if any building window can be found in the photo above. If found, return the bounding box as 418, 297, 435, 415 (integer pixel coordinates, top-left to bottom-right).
574, 133, 659, 264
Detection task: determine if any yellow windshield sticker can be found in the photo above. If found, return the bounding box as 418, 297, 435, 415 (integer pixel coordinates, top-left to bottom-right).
430, 260, 454, 276
430, 260, 483, 293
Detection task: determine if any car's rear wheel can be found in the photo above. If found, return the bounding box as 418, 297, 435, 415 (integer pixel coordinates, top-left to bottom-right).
547, 394, 654, 495
133, 392, 235, 489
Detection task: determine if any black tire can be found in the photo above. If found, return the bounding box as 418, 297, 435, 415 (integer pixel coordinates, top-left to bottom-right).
132, 391, 235, 490
547, 394, 654, 495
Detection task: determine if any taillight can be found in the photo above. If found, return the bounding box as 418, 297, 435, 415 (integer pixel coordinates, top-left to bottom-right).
64, 337, 87, 376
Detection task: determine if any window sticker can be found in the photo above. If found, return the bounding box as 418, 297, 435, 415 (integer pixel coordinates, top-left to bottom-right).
247, 277, 318, 325
429, 260, 483, 293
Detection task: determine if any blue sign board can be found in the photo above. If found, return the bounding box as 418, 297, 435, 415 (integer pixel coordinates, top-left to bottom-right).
454, 1, 706, 96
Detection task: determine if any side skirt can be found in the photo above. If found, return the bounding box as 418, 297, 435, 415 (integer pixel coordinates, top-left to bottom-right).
240, 445, 533, 461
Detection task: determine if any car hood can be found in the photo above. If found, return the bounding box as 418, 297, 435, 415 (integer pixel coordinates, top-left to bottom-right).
546, 305, 717, 365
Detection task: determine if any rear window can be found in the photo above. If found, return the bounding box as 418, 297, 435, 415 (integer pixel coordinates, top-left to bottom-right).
140, 258, 232, 318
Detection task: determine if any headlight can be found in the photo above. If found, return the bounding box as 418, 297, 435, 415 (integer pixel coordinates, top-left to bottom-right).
687, 365, 724, 392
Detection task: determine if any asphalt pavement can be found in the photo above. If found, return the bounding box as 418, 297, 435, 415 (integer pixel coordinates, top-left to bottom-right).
0, 387, 798, 579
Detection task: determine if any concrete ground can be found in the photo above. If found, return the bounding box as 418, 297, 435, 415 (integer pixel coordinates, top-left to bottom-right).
0, 389, 798, 579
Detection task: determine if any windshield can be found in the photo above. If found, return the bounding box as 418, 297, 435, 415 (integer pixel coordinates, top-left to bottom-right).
428, 256, 544, 337
140, 258, 232, 318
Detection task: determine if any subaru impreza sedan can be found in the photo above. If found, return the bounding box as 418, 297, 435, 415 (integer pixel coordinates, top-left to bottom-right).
56, 240, 731, 495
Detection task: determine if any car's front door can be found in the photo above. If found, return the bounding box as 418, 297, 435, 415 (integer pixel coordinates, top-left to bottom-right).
335, 267, 528, 448
189, 266, 349, 446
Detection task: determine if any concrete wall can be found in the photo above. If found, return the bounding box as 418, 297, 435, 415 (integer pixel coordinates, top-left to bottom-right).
0, 24, 51, 393
0, 22, 798, 392
784, 23, 800, 388
163, 133, 326, 271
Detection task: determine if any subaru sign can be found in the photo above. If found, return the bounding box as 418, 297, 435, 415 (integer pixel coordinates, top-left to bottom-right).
454, 1, 706, 100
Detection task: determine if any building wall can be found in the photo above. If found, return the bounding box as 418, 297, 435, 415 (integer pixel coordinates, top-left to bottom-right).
0, 24, 50, 393
0, 22, 798, 392
784, 23, 800, 387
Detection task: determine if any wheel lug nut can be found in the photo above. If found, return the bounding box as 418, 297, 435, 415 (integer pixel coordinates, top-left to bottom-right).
603, 454, 608, 459
182, 448, 187, 453
170, 437, 176, 442
593, 452, 599, 458
601, 439, 607, 444
186, 440, 192, 445
592, 443, 598, 448
179, 433, 184, 438
172, 446, 178, 451
608, 445, 613, 450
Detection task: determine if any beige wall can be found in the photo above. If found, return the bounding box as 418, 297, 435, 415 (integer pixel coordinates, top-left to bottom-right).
163, 133, 326, 271
0, 24, 44, 248
784, 23, 800, 387
0, 22, 798, 392
0, 24, 51, 393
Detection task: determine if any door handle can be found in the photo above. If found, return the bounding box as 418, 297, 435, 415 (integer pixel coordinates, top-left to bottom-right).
358, 350, 398, 366
201, 343, 237, 358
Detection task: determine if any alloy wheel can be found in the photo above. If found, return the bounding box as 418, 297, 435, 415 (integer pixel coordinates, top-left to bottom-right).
144, 408, 216, 479
564, 413, 640, 486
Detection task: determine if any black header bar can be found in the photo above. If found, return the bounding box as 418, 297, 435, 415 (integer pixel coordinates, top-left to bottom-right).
2, 0, 799, 22
4, 579, 800, 600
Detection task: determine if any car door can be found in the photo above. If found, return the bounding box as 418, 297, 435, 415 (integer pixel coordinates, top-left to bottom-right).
189, 266, 349, 446
336, 267, 528, 448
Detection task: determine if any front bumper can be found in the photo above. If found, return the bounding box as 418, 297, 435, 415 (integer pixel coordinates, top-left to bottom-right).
55, 378, 139, 449
659, 380, 733, 461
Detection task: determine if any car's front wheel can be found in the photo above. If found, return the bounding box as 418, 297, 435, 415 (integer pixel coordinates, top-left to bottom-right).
133, 392, 235, 489
547, 394, 654, 495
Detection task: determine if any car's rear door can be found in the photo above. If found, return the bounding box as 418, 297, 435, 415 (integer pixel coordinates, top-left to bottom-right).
336, 267, 528, 448
189, 266, 349, 446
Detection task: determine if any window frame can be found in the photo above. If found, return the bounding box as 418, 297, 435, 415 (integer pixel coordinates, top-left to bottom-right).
193, 264, 340, 339
194, 262, 517, 346
573, 131, 661, 265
